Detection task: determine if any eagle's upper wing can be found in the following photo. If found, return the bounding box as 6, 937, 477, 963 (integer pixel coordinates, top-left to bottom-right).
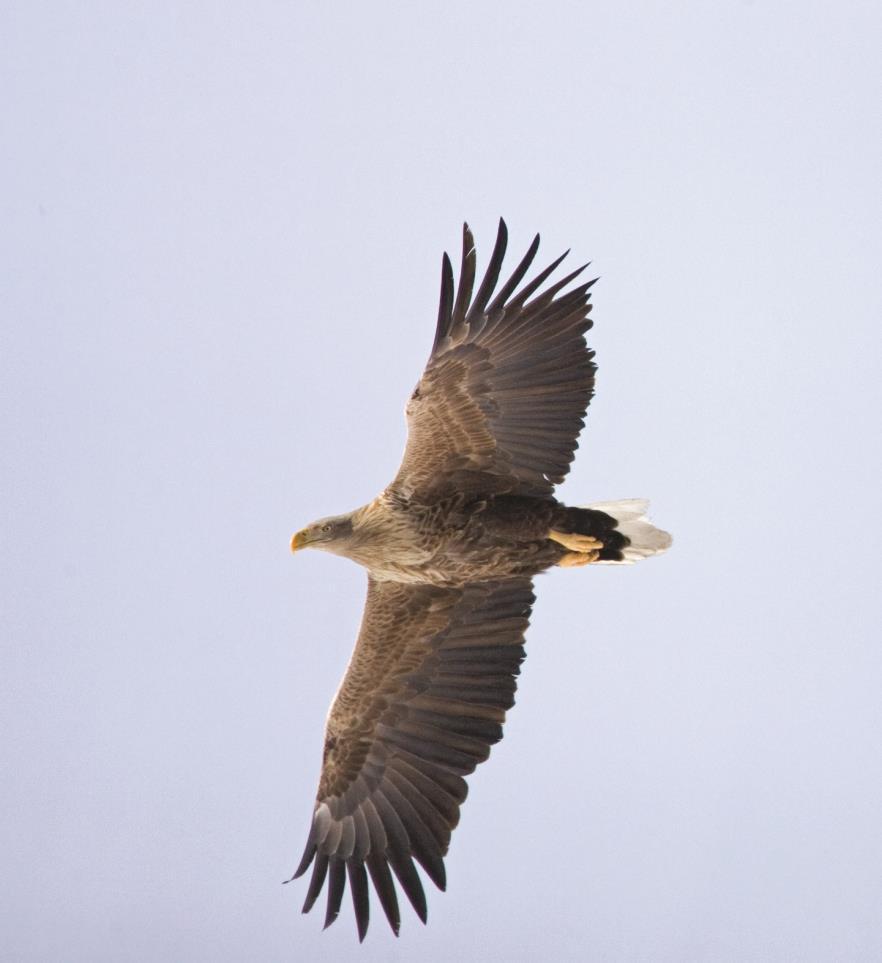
390, 220, 597, 501
290, 575, 535, 940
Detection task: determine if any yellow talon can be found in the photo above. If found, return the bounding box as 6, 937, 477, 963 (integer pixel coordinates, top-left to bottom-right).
558, 550, 600, 567
549, 530, 603, 553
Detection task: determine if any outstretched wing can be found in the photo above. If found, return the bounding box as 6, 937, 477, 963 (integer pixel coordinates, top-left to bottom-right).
390, 220, 597, 501
290, 576, 535, 940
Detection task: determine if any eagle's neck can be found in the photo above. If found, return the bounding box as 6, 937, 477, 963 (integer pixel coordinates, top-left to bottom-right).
344, 495, 428, 574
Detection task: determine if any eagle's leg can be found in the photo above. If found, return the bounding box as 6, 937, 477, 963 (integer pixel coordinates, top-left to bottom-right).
557, 549, 600, 567
548, 530, 604, 553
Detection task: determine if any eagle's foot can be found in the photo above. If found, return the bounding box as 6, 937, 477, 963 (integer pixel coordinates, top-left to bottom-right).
558, 549, 600, 567
548, 530, 604, 553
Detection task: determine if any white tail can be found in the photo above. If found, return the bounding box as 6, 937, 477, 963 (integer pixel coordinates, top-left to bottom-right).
587, 498, 672, 564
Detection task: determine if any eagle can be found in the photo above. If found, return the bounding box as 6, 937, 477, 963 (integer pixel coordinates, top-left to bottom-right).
287, 220, 671, 940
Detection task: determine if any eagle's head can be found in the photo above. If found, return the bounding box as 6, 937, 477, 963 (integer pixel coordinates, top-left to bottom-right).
290, 513, 355, 555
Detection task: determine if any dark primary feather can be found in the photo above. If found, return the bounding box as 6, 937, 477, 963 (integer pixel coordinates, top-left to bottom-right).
433, 254, 455, 353
291, 577, 535, 939
392, 219, 597, 500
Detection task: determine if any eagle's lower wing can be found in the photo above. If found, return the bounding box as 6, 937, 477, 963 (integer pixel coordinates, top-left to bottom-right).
390, 220, 597, 501
291, 575, 535, 940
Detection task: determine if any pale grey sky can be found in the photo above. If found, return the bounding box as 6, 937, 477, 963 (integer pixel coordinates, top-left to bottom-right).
3, 2, 881, 960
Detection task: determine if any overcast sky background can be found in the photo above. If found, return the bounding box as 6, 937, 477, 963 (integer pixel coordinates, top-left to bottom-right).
3, 2, 881, 960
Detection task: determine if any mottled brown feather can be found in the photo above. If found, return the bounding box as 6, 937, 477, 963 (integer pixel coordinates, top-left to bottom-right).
391, 219, 596, 500
292, 577, 534, 937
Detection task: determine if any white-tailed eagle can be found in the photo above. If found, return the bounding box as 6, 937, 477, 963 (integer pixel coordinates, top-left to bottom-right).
286, 221, 671, 940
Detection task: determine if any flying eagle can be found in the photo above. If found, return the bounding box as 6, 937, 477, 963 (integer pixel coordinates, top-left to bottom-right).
287, 220, 671, 940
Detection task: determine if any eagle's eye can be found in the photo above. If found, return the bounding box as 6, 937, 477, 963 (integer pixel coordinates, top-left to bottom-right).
321, 524, 332, 533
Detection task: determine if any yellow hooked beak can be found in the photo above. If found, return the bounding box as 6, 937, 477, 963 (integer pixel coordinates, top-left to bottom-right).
290, 529, 310, 552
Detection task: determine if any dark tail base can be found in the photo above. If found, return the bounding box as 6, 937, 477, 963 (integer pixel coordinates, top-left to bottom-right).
553, 506, 629, 562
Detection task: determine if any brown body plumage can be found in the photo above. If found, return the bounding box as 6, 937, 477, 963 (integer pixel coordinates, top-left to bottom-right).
287, 220, 671, 941
341, 492, 630, 585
